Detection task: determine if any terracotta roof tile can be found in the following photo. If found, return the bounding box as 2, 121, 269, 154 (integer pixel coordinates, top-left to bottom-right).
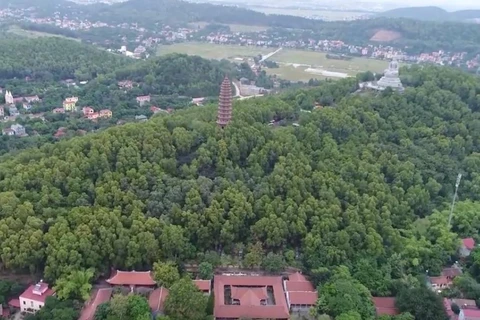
193, 280, 211, 292
214, 275, 289, 319
149, 287, 169, 313
285, 281, 315, 292
288, 272, 308, 282
20, 283, 55, 303
288, 291, 317, 306
106, 270, 156, 286
372, 297, 399, 316
463, 238, 476, 250
79, 288, 113, 320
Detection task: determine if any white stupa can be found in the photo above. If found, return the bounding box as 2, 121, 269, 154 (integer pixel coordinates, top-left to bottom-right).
367, 59, 404, 92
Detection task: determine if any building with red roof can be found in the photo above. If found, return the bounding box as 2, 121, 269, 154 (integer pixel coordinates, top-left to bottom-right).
214, 275, 289, 320
284, 272, 317, 312
79, 288, 113, 320
461, 238, 476, 257
106, 270, 156, 287
372, 297, 399, 316
149, 287, 169, 314
19, 281, 55, 313
194, 280, 211, 294
429, 275, 453, 292
460, 308, 480, 320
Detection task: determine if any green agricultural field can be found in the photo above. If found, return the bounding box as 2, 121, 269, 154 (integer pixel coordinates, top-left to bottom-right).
157, 42, 388, 81
7, 25, 80, 41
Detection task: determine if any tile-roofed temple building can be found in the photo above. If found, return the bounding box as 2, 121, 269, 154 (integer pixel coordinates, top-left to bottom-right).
214, 275, 290, 320
284, 272, 318, 312
106, 270, 156, 287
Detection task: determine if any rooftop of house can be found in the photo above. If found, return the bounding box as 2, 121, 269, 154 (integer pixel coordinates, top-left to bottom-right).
451, 298, 477, 308
372, 297, 399, 316
79, 288, 113, 320
462, 309, 480, 317
136, 95, 150, 100
285, 272, 317, 306
193, 280, 211, 292
442, 267, 462, 278
214, 275, 289, 320
106, 270, 156, 286
20, 282, 55, 303
463, 238, 476, 250
149, 287, 169, 313
429, 275, 452, 286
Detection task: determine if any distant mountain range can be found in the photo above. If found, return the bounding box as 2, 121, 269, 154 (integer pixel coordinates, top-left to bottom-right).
378, 6, 480, 22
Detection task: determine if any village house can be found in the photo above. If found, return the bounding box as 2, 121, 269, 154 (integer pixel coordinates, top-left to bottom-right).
460, 238, 476, 257
135, 115, 148, 121
150, 106, 161, 114
99, 109, 112, 118
23, 103, 32, 111
9, 106, 19, 116
83, 107, 95, 117
118, 80, 134, 89
136, 95, 150, 106
2, 128, 14, 136
428, 266, 463, 293
53, 108, 65, 114
18, 281, 55, 313
24, 95, 40, 103
11, 124, 26, 136
191, 97, 205, 106
63, 97, 79, 112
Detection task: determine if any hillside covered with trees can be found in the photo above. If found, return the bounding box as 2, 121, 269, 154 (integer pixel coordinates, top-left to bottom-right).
0, 64, 479, 291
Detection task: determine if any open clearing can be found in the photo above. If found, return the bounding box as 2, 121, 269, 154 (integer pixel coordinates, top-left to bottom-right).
157, 42, 388, 81
7, 25, 80, 41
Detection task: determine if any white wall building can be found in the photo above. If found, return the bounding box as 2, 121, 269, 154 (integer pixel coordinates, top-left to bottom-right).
19, 281, 55, 313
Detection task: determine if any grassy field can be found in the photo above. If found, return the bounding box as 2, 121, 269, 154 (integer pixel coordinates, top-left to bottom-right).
157, 42, 388, 81
7, 25, 80, 41
189, 22, 270, 33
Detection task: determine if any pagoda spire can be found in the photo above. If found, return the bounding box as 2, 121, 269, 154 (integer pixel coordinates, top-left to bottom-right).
217, 76, 233, 128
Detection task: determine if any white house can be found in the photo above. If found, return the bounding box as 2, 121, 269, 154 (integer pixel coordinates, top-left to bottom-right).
19, 281, 55, 313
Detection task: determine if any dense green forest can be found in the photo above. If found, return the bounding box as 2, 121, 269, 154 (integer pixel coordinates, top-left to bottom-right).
0, 37, 132, 81
0, 64, 479, 288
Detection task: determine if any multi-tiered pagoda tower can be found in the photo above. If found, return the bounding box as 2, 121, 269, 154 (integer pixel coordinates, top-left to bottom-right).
216, 76, 233, 128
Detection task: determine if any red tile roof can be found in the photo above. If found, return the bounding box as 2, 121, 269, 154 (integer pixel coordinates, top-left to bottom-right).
193, 280, 211, 292
430, 276, 452, 286
442, 267, 462, 278
20, 283, 55, 303
463, 309, 480, 317
149, 287, 169, 313
463, 238, 476, 250
372, 297, 399, 316
106, 270, 156, 286
288, 272, 308, 282
288, 291, 318, 306
285, 281, 315, 292
79, 288, 113, 320
214, 275, 289, 319
8, 299, 20, 308
444, 298, 454, 318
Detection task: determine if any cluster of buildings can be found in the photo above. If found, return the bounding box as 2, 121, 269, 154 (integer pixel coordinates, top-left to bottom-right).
82, 107, 112, 120
372, 238, 479, 320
